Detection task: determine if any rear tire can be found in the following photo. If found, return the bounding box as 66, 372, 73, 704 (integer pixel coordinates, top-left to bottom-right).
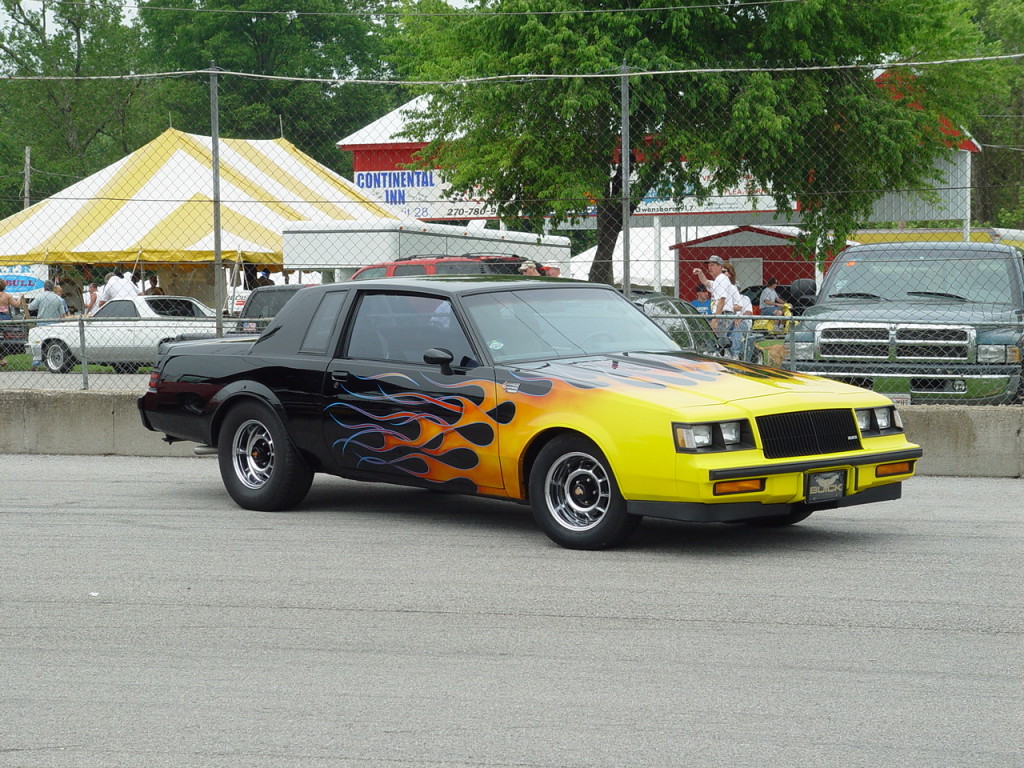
528, 435, 640, 550
217, 401, 313, 511
43, 341, 75, 374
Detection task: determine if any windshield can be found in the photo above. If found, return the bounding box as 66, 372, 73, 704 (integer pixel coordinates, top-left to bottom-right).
821, 248, 1019, 304
462, 287, 679, 363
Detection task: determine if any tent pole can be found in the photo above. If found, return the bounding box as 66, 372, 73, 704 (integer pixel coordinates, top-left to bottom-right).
210, 61, 224, 337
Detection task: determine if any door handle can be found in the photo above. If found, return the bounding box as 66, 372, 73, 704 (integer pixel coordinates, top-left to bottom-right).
331, 370, 350, 383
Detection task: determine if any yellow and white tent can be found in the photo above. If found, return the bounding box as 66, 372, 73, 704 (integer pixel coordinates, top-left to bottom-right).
0, 128, 398, 267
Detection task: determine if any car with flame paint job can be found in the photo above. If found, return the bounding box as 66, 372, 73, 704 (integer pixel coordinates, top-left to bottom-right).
138, 277, 921, 549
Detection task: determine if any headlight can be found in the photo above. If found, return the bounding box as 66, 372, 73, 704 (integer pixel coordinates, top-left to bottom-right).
673, 420, 753, 452
792, 342, 815, 361
855, 406, 903, 436
978, 344, 1021, 363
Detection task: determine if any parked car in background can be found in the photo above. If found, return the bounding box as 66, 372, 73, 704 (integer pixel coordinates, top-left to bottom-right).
789, 241, 1024, 404
140, 277, 920, 550
28, 294, 215, 374
1, 315, 29, 361
234, 284, 310, 334
627, 290, 729, 356
350, 253, 561, 280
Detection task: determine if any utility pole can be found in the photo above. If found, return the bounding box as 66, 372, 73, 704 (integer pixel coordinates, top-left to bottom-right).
23, 146, 31, 208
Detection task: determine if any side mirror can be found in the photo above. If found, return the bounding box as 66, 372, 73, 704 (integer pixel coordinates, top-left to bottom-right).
423, 347, 455, 375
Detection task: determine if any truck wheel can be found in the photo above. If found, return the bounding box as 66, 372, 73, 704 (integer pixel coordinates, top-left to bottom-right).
528, 435, 640, 550
218, 401, 313, 511
43, 341, 75, 374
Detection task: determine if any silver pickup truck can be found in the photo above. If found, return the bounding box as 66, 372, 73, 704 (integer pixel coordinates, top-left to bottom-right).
788, 241, 1024, 405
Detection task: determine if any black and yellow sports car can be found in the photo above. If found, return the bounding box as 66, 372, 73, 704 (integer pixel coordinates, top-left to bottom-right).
139, 277, 921, 549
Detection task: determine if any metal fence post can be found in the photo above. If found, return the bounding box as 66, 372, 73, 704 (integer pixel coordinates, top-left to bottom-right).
620, 62, 631, 297
77, 315, 89, 390
210, 61, 224, 338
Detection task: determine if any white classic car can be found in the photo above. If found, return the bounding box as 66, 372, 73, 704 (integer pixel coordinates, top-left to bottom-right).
28, 295, 216, 373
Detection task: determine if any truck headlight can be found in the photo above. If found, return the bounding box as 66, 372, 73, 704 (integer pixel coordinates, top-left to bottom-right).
978, 344, 1021, 363
673, 420, 753, 452
792, 342, 815, 361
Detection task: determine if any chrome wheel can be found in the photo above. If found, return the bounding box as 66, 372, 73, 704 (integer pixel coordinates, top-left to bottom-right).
44, 341, 74, 374
544, 450, 612, 532
232, 418, 275, 490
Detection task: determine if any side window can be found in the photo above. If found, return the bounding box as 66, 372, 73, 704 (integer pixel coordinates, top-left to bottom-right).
393, 264, 428, 276
94, 301, 139, 319
301, 291, 347, 354
346, 293, 477, 366
435, 261, 484, 275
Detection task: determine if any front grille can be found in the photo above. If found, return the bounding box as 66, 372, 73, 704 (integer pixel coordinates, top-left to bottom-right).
821, 342, 889, 358
897, 344, 966, 359
756, 409, 861, 460
818, 324, 972, 362
821, 327, 889, 342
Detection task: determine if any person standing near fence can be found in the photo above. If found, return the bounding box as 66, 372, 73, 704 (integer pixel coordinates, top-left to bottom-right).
84, 283, 100, 315
722, 262, 750, 360
28, 281, 65, 320
144, 275, 165, 296
693, 255, 734, 341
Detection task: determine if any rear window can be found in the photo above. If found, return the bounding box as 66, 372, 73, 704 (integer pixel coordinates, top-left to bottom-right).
146, 297, 205, 317
242, 289, 302, 319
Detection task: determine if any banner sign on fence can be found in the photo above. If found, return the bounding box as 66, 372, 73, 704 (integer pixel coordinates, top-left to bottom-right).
0, 265, 46, 293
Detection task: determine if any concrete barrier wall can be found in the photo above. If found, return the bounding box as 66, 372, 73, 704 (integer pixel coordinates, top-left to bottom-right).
1, 391, 1021, 477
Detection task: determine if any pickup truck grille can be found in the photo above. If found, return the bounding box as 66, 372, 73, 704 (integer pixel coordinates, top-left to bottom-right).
756, 409, 861, 460
818, 323, 973, 362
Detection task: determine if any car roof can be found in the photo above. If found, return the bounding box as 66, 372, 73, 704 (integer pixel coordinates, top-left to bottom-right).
843, 241, 1018, 257
248, 284, 308, 293
318, 275, 596, 297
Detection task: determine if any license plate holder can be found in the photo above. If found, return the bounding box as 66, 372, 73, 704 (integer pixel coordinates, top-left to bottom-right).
805, 469, 847, 504
889, 394, 912, 406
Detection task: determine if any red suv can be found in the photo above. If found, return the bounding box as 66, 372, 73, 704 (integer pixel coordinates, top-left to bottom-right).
350, 253, 560, 280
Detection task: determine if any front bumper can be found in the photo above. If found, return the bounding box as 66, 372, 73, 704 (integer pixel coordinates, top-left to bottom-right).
628, 481, 903, 523
625, 446, 921, 523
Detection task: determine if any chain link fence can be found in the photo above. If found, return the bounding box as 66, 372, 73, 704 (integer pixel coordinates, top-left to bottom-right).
0, 63, 1022, 404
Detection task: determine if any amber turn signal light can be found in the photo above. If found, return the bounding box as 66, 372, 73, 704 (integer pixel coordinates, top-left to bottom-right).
875, 461, 913, 477
713, 478, 765, 496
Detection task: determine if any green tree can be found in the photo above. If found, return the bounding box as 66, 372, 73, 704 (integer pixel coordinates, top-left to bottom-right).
137, 0, 406, 171
393, 0, 994, 283
969, 0, 1024, 228
0, 0, 156, 217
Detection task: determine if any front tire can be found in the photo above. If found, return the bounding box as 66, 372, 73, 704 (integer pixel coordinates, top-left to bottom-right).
217, 401, 313, 511
43, 341, 75, 374
528, 435, 640, 550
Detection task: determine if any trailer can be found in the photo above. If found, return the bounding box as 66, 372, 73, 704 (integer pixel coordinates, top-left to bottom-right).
282, 220, 571, 278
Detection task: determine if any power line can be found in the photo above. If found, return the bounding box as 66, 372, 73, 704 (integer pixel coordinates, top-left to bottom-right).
980, 143, 1024, 152
15, 0, 811, 20
2, 51, 1022, 86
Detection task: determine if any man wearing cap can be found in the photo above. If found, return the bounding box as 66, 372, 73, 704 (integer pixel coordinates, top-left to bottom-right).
693, 255, 732, 336
518, 260, 541, 276
255, 269, 274, 287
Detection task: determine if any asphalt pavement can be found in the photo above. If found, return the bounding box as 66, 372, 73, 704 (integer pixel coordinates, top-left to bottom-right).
1, 456, 1021, 768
